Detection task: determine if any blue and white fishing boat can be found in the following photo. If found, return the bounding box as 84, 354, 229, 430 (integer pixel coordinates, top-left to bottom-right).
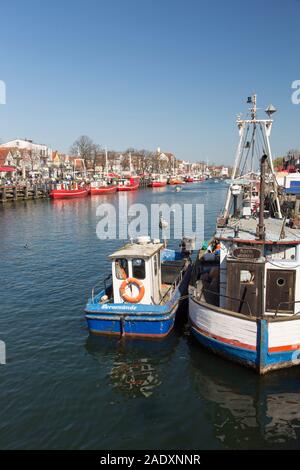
189, 94, 300, 374
85, 236, 193, 338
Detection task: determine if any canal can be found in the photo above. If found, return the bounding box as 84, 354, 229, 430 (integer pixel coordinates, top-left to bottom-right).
1, 181, 300, 449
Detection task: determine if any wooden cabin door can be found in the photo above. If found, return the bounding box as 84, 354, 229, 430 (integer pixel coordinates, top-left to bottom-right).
266, 269, 295, 313
226, 260, 264, 317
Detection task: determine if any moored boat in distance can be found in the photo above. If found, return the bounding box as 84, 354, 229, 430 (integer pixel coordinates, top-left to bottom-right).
193, 175, 205, 182
90, 148, 118, 195
189, 94, 300, 374
168, 176, 185, 185
148, 175, 168, 187
90, 180, 117, 195
117, 176, 140, 191
185, 176, 194, 183
85, 236, 194, 338
50, 182, 88, 199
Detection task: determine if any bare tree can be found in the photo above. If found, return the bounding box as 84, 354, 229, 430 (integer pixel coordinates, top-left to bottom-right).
120, 154, 130, 171
284, 149, 300, 171
70, 135, 97, 161
287, 149, 300, 157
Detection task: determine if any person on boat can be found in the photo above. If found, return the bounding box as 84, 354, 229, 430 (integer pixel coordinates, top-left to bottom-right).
207, 243, 213, 253
207, 239, 220, 255
213, 241, 221, 255
115, 259, 128, 280
201, 266, 220, 306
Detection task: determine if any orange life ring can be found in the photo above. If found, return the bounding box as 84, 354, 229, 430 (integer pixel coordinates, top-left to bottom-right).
119, 277, 145, 303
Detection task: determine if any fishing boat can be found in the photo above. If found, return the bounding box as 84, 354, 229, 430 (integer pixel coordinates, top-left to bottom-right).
117, 176, 140, 191
193, 175, 205, 182
85, 236, 193, 338
189, 94, 300, 374
117, 153, 140, 191
148, 175, 168, 188
90, 149, 117, 195
50, 182, 88, 199
168, 177, 185, 185
50, 157, 89, 199
185, 176, 194, 183
90, 181, 117, 195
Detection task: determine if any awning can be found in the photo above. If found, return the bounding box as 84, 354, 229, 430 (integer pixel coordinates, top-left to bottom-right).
0, 166, 16, 172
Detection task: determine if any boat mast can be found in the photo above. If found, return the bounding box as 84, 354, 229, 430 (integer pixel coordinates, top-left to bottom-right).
223, 94, 282, 219
257, 154, 267, 240
105, 147, 108, 178
223, 122, 246, 216
129, 152, 132, 174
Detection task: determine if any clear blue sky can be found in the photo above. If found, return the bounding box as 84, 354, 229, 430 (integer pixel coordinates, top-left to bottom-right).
0, 0, 299, 163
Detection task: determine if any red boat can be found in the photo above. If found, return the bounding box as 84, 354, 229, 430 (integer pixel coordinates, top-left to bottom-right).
50, 183, 88, 199
168, 178, 185, 185
90, 184, 117, 195
148, 175, 167, 188
185, 177, 194, 183
149, 181, 167, 187
117, 177, 140, 192
193, 176, 205, 182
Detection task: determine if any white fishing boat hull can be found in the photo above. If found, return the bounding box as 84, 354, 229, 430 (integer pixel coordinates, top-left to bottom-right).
189, 295, 300, 374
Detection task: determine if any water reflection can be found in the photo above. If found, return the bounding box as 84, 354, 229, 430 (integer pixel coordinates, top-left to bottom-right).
187, 336, 300, 447
109, 358, 161, 398
85, 332, 179, 399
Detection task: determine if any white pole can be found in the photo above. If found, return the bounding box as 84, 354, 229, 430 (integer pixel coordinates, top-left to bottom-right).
261, 121, 282, 219
105, 147, 108, 177
223, 122, 245, 217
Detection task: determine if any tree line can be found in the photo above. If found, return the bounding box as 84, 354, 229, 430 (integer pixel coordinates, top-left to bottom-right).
70, 135, 177, 173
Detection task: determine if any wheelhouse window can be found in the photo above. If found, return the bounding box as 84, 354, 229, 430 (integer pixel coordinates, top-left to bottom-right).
132, 258, 145, 279
115, 258, 128, 280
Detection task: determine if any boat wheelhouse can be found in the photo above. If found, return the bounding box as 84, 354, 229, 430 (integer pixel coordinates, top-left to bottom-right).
189, 94, 300, 374
85, 236, 193, 338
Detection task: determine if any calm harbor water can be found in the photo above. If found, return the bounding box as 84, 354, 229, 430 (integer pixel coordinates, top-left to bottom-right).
1, 181, 300, 450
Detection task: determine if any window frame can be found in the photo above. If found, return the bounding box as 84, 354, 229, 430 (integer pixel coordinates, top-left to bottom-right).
132, 258, 146, 280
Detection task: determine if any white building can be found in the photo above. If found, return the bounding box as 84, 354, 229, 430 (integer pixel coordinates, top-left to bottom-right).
221, 166, 229, 177
0, 139, 52, 160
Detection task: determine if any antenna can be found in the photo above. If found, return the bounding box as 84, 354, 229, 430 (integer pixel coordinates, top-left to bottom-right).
247, 94, 257, 120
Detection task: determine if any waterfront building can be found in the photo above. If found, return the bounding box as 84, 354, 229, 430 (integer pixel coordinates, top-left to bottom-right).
0, 148, 17, 178
0, 139, 52, 160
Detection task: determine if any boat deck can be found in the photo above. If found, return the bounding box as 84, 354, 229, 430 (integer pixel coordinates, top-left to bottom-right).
216, 217, 300, 243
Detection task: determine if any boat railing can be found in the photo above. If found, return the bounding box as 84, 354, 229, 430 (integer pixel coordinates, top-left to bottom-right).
198, 288, 253, 316
91, 274, 112, 302
275, 301, 300, 317
159, 270, 183, 305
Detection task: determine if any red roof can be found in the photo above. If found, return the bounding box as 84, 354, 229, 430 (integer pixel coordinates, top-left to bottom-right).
0, 148, 14, 166
0, 166, 16, 172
